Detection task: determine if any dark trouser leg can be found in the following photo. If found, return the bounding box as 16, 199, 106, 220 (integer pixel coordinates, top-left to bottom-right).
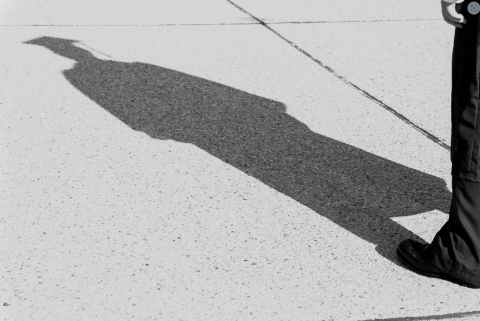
426, 2, 480, 287
450, 2, 480, 180
398, 3, 480, 287
426, 176, 480, 287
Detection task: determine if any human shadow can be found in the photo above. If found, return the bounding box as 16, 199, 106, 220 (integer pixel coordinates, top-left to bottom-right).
25, 36, 452, 264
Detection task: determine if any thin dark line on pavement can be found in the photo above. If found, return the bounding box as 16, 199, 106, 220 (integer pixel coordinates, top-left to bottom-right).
0, 16, 443, 28
31, 0, 53, 25
267, 18, 443, 24
0, 22, 260, 27
78, 41, 113, 59
0, 18, 443, 27
360, 310, 480, 321
225, 0, 450, 152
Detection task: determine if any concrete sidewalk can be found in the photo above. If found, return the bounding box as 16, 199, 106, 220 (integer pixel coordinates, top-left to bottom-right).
2, 0, 480, 320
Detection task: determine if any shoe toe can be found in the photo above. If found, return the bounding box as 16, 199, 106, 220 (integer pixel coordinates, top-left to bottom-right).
397, 239, 443, 274
397, 239, 480, 288
398, 239, 428, 262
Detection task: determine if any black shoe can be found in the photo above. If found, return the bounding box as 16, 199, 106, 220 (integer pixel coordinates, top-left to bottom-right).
397, 239, 479, 289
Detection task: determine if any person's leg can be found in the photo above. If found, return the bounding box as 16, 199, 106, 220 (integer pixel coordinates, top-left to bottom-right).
450, 1, 480, 181
396, 2, 480, 287
428, 0, 480, 286
425, 176, 480, 287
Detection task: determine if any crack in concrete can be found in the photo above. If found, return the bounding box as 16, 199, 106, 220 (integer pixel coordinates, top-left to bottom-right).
0, 19, 443, 27
31, 0, 53, 25
268, 18, 444, 24
0, 23, 261, 27
361, 309, 480, 320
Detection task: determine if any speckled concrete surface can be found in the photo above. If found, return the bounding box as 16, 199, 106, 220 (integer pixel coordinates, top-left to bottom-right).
0, 0, 255, 26
267, 20, 454, 148
2, 1, 480, 320
233, 0, 443, 23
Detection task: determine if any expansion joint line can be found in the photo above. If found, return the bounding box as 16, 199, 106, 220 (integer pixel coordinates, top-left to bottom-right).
226, 0, 450, 152
31, 0, 53, 25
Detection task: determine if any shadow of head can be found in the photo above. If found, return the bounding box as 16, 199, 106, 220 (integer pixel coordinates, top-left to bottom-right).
24, 36, 95, 62
25, 36, 452, 263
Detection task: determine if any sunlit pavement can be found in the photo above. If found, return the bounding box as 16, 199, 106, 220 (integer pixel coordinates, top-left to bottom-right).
2, 0, 480, 320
